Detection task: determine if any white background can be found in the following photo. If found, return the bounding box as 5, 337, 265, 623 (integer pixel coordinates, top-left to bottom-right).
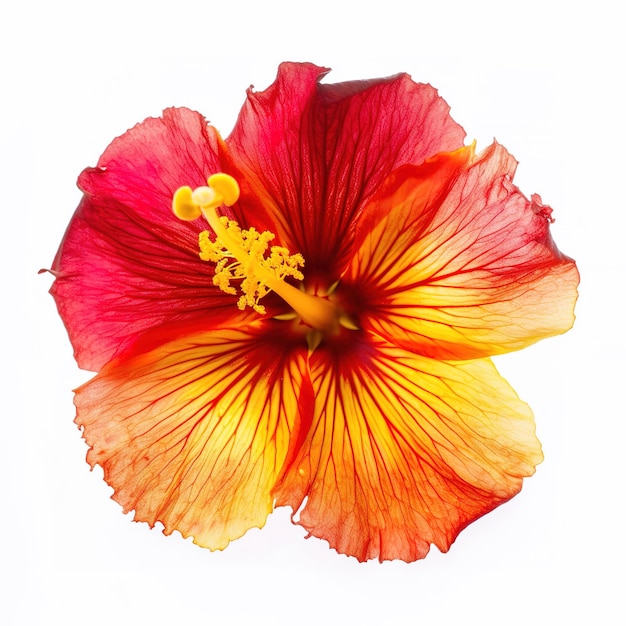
2, 1, 623, 624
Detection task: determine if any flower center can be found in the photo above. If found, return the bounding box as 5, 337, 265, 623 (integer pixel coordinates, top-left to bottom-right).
172, 173, 347, 334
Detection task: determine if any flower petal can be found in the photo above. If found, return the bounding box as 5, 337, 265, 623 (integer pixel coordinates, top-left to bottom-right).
50, 108, 248, 371
75, 320, 312, 549
227, 62, 466, 278
78, 107, 226, 210
344, 142, 579, 359
273, 334, 542, 562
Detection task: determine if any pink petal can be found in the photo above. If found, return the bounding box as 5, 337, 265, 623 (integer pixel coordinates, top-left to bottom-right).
50, 108, 245, 371
227, 62, 466, 280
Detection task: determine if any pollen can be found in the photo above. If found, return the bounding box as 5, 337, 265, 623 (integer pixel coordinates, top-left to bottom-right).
198, 219, 304, 314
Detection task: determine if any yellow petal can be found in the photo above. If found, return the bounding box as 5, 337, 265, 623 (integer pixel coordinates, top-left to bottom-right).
274, 334, 543, 562
75, 321, 310, 549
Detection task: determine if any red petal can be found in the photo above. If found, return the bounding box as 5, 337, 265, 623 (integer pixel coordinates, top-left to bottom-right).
344, 142, 579, 359
50, 108, 244, 371
78, 107, 225, 209
274, 335, 542, 562
75, 319, 312, 549
227, 62, 466, 279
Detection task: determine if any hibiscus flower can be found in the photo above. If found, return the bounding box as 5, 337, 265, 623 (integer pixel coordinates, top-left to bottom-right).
48, 62, 579, 562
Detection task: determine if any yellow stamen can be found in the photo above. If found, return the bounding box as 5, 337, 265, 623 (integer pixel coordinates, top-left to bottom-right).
172, 174, 342, 333
198, 219, 304, 315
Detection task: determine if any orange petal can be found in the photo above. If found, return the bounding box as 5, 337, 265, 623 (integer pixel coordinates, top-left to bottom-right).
273, 334, 543, 562
345, 142, 579, 359
75, 321, 312, 549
